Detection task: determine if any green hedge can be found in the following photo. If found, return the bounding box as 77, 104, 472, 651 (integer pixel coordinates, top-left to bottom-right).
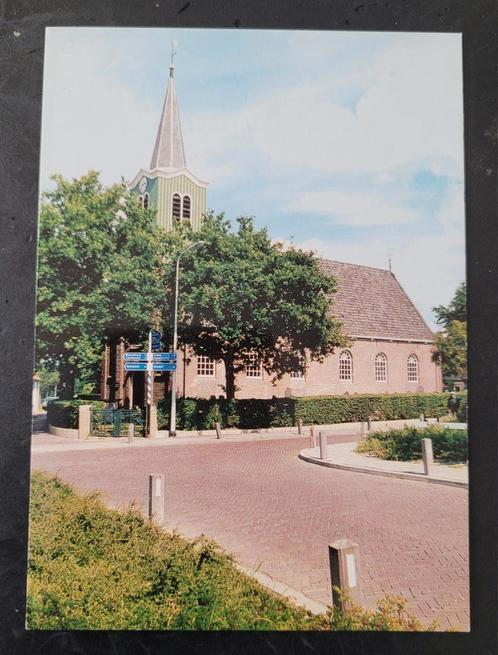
356, 425, 468, 463
47, 399, 106, 428
157, 392, 465, 431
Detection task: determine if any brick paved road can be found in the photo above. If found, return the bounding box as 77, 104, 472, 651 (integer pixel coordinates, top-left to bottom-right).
31, 436, 469, 630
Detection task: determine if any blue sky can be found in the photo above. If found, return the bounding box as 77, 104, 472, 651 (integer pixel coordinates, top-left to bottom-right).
40, 28, 465, 329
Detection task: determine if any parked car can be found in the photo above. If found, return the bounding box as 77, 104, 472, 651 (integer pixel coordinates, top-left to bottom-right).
42, 396, 58, 410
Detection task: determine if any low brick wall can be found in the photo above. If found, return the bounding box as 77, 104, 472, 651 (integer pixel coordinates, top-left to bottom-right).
48, 424, 79, 439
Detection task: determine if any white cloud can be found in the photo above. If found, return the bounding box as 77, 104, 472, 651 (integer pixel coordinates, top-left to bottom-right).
284, 189, 418, 226
186, 33, 464, 184
40, 31, 159, 189
285, 182, 466, 329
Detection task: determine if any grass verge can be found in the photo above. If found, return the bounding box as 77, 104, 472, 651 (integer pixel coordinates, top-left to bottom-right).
27, 471, 438, 631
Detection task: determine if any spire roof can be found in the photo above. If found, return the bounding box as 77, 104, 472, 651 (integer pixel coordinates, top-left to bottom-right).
149, 64, 187, 171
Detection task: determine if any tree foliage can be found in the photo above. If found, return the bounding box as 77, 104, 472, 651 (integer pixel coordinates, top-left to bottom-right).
433, 282, 466, 327
178, 213, 350, 399
37, 176, 348, 402
433, 319, 467, 380
432, 283, 467, 382
36, 172, 171, 398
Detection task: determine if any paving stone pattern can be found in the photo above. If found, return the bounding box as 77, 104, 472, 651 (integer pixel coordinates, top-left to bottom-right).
31, 436, 469, 630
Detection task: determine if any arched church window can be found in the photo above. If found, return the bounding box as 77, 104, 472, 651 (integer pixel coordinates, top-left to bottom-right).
339, 350, 352, 381
143, 193, 149, 210
407, 354, 419, 382
172, 193, 181, 220
138, 195, 144, 207
375, 353, 388, 381
182, 195, 191, 220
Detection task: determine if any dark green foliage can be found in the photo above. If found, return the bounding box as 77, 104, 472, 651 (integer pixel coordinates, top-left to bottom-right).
47, 399, 106, 428
36, 172, 174, 397
356, 425, 467, 463
433, 282, 466, 327
155, 392, 462, 431
27, 473, 436, 631
432, 283, 467, 382
456, 394, 468, 423
178, 214, 350, 400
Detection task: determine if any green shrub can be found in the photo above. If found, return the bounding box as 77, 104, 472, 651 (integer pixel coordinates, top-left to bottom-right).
46, 399, 106, 428
27, 472, 437, 631
456, 394, 468, 423
157, 393, 463, 431
356, 425, 467, 463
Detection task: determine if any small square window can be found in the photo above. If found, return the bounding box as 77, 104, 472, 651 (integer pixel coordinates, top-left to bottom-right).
197, 356, 215, 377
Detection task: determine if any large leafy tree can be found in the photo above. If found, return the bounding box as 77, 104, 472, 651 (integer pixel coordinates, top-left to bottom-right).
36, 172, 172, 398
177, 214, 350, 400
432, 283, 467, 382
433, 282, 466, 327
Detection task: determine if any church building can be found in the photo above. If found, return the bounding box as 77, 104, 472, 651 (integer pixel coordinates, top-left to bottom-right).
100, 57, 442, 406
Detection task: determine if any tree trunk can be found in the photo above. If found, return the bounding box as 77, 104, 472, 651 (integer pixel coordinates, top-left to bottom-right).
224, 350, 236, 401
58, 362, 75, 400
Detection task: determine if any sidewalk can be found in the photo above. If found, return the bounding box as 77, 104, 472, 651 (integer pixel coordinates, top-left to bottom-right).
31, 417, 427, 454
299, 441, 468, 488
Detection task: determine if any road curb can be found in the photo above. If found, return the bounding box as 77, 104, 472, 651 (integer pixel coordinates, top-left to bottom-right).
298, 452, 468, 489
235, 563, 329, 616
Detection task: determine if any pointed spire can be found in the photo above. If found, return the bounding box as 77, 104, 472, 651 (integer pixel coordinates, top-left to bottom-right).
150, 42, 186, 171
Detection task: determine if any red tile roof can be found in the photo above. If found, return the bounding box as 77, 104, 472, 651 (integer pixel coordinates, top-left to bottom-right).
320, 260, 434, 342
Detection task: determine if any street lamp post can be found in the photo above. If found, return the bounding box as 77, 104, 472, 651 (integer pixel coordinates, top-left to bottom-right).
169, 241, 204, 436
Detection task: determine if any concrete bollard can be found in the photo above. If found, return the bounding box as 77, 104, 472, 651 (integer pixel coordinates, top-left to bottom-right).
215, 421, 221, 439
419, 413, 425, 423
422, 438, 434, 476
329, 539, 362, 610
148, 473, 165, 524
128, 422, 135, 445
78, 405, 91, 440
360, 421, 366, 439
309, 426, 315, 448
367, 416, 372, 431
148, 404, 158, 439
297, 418, 303, 435
319, 432, 328, 460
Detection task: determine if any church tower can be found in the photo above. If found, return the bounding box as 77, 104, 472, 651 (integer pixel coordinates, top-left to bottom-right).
128, 48, 208, 231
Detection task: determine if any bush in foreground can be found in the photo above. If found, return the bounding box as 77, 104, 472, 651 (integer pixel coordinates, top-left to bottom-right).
356, 425, 467, 463
27, 472, 438, 631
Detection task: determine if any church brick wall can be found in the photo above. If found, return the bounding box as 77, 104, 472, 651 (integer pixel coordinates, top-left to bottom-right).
174, 340, 442, 400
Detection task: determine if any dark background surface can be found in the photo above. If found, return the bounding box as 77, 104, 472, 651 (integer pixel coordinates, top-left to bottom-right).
0, 1, 496, 653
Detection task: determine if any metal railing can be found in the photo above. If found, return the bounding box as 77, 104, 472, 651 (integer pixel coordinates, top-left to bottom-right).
90, 407, 145, 437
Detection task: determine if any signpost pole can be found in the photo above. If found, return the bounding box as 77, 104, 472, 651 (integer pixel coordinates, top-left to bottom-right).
169, 241, 204, 438
146, 331, 152, 437
170, 257, 180, 437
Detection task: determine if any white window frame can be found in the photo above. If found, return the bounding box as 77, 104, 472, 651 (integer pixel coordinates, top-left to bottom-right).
197, 355, 215, 378
290, 354, 306, 380
245, 354, 263, 379
375, 353, 388, 382
339, 350, 353, 381
407, 354, 419, 382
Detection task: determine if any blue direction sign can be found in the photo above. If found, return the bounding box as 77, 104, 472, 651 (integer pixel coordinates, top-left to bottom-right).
124, 352, 148, 362
152, 353, 176, 362
153, 363, 176, 372
151, 331, 162, 352
124, 362, 148, 371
